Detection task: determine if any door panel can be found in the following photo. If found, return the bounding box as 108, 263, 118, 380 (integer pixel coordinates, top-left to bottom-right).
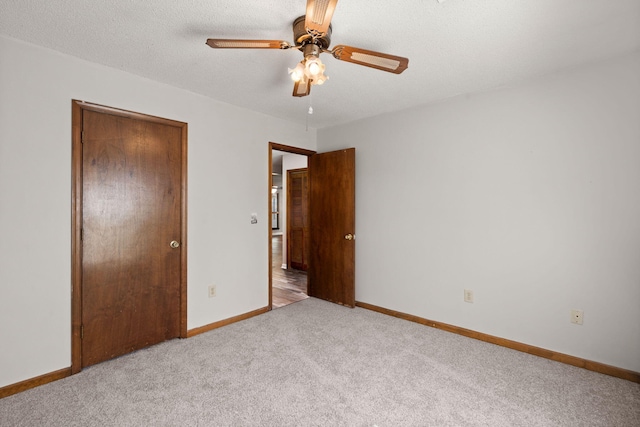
287, 168, 308, 271
81, 110, 182, 367
308, 148, 356, 307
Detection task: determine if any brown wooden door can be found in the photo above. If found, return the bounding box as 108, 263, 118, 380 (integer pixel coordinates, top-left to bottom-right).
287, 168, 308, 271
81, 109, 183, 367
308, 148, 356, 307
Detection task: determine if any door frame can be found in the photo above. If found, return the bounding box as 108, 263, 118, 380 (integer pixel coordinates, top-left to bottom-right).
71, 100, 188, 373
268, 142, 316, 309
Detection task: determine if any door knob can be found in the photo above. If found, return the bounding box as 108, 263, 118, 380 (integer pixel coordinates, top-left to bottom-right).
344, 233, 355, 241
170, 240, 180, 249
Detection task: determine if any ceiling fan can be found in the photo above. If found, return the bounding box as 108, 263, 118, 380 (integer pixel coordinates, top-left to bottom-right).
206, 0, 409, 97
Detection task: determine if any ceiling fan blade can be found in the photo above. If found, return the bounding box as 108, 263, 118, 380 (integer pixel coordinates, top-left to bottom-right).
331, 45, 409, 74
292, 79, 311, 97
206, 39, 291, 49
305, 0, 338, 37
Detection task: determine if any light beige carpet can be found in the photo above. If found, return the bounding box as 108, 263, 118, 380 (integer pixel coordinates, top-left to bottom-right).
1, 298, 639, 426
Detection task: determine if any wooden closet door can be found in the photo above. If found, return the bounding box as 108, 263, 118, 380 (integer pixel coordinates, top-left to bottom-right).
81, 109, 183, 367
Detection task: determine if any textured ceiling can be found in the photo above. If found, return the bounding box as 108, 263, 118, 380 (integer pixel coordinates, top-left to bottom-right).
1, 0, 639, 129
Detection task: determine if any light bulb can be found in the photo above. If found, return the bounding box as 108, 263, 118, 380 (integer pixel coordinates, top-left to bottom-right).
289, 63, 305, 82
307, 61, 321, 76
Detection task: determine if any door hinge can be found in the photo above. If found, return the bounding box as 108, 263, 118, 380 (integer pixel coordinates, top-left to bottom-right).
80, 228, 84, 241
81, 131, 85, 143
81, 324, 84, 339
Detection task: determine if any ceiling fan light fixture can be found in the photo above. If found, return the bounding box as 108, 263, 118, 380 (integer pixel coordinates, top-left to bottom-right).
289, 63, 306, 82
315, 74, 328, 85
306, 58, 328, 85
305, 57, 323, 76
289, 51, 328, 87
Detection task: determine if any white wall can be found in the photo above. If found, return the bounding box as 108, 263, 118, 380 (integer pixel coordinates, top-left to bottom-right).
318, 52, 640, 372
279, 153, 308, 268
0, 35, 316, 388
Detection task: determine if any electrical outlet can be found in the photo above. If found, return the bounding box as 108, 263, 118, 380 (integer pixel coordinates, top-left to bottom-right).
208, 285, 216, 298
464, 289, 474, 303
570, 309, 583, 325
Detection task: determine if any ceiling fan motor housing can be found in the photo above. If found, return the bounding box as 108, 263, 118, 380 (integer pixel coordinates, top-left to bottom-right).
293, 15, 332, 49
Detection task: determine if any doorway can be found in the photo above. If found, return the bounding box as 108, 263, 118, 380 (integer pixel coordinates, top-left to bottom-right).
71, 101, 187, 372
270, 147, 311, 308
268, 142, 356, 309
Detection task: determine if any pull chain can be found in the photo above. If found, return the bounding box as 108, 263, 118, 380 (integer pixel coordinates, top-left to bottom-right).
306, 92, 313, 131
